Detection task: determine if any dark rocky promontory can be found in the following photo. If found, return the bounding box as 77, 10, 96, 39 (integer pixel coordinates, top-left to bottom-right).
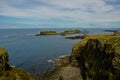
65, 35, 85, 40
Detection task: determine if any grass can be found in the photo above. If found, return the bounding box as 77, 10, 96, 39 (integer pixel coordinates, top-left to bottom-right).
73, 32, 120, 54
71, 32, 120, 80
0, 67, 36, 80
0, 48, 8, 56
40, 31, 58, 35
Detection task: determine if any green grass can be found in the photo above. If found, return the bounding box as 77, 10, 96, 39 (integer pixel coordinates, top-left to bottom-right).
62, 30, 80, 34
71, 32, 120, 80
0, 67, 36, 80
40, 31, 58, 35
73, 33, 120, 54
0, 47, 8, 56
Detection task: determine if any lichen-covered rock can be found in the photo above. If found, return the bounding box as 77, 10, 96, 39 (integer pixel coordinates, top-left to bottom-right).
0, 48, 10, 71
71, 33, 120, 80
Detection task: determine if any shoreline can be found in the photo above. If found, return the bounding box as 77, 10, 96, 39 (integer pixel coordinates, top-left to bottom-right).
39, 54, 83, 80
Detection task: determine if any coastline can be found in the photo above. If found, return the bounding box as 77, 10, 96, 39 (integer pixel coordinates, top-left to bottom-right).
1, 29, 120, 80
39, 54, 83, 80
38, 32, 120, 80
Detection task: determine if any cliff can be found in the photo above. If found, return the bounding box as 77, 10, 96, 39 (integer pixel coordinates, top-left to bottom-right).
71, 33, 120, 80
0, 47, 36, 80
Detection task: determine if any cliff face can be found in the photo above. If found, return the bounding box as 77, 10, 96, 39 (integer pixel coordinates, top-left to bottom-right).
0, 48, 10, 71
0, 47, 36, 80
71, 34, 120, 80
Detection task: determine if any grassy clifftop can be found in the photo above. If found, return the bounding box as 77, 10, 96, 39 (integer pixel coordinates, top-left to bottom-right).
0, 47, 36, 80
71, 32, 120, 80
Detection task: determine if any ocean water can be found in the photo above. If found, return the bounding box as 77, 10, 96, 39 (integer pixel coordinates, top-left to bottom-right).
0, 28, 119, 75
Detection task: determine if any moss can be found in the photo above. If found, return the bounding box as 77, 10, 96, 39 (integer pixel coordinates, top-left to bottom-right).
71, 33, 120, 80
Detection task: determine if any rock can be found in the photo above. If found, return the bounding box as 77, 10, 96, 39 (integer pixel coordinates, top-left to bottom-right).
65, 35, 85, 40
0, 47, 36, 80
0, 48, 10, 71
70, 34, 120, 80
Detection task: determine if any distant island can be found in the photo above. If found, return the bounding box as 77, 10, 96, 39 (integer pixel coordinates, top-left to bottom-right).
35, 29, 80, 36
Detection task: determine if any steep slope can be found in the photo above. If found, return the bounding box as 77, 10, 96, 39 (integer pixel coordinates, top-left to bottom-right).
71, 33, 120, 80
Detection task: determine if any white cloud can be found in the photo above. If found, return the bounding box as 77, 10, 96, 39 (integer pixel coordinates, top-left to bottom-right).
0, 0, 120, 23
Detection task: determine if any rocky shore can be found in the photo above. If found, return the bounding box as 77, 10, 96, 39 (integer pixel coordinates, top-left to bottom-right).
39, 32, 120, 80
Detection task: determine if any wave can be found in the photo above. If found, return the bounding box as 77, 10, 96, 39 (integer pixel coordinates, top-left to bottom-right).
48, 60, 54, 63
58, 54, 70, 59
48, 54, 70, 63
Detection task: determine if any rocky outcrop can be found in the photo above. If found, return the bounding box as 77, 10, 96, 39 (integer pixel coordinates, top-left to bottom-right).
0, 48, 10, 71
71, 34, 120, 80
65, 35, 85, 40
0, 47, 36, 80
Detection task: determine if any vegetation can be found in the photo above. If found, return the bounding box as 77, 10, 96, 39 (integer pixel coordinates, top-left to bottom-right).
0, 48, 10, 71
35, 29, 80, 36
0, 67, 36, 80
0, 47, 36, 80
40, 31, 58, 35
71, 32, 120, 80
61, 30, 80, 36
1, 31, 120, 80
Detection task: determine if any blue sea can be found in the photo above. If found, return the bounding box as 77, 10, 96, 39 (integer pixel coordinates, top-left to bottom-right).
0, 28, 119, 75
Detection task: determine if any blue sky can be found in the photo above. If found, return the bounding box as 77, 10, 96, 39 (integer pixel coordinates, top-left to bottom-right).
0, 0, 120, 28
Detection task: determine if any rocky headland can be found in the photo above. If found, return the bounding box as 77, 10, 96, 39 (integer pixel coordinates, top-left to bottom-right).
39, 32, 120, 80
0, 48, 36, 80
70, 32, 120, 80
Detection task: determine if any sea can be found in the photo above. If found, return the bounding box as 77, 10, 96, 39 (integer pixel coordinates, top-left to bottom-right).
0, 28, 119, 76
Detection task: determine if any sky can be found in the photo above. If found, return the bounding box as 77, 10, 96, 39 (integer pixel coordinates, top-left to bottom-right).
0, 0, 120, 28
